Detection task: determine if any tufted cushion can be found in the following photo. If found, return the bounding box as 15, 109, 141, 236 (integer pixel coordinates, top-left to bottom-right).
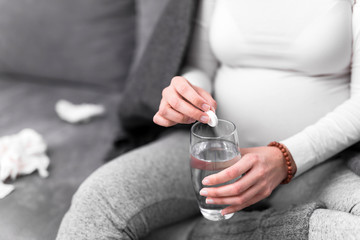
0, 0, 135, 89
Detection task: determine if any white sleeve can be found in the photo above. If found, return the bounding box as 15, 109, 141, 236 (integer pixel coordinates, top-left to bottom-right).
281, 2, 360, 176
180, 0, 219, 94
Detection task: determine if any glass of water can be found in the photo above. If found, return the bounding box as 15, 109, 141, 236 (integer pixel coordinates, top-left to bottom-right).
190, 119, 241, 221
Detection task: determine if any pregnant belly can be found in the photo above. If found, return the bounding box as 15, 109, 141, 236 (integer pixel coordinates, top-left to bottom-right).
214, 65, 350, 147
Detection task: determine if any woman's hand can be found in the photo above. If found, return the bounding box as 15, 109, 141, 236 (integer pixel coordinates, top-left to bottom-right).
153, 76, 217, 127
200, 146, 288, 215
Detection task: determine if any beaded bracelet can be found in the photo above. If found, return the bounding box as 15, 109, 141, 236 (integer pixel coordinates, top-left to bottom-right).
268, 141, 297, 184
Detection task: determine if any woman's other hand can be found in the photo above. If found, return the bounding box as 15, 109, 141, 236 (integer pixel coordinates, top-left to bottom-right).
199, 146, 288, 215
153, 76, 217, 127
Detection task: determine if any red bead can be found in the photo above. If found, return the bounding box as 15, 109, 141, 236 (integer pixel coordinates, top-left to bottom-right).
268, 141, 295, 184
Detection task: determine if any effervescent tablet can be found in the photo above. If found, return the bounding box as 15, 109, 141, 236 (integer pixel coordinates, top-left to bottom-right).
205, 110, 218, 127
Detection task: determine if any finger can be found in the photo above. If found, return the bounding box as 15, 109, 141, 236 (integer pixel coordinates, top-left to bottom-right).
158, 100, 195, 124
205, 184, 261, 206
153, 112, 177, 127
202, 155, 252, 186
220, 193, 265, 215
200, 168, 258, 198
159, 104, 196, 124
163, 87, 209, 123
192, 85, 217, 111
172, 77, 211, 112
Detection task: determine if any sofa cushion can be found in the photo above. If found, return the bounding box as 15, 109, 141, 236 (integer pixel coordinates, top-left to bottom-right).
0, 0, 135, 90
0, 75, 122, 240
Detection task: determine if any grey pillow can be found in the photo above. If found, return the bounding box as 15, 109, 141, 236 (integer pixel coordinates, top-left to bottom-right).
0, 0, 135, 90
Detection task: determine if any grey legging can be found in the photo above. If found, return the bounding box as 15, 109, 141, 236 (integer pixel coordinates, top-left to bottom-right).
57, 130, 360, 239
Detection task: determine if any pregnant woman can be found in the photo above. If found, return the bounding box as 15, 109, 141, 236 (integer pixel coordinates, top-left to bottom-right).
57, 0, 360, 239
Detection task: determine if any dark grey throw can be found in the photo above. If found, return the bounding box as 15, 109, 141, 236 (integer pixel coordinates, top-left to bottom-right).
189, 202, 324, 240
109, 0, 198, 156
119, 0, 197, 131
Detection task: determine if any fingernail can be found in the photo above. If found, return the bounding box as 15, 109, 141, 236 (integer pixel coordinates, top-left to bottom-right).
211, 106, 216, 113
206, 198, 214, 204
200, 115, 209, 123
202, 178, 210, 185
221, 210, 227, 216
199, 189, 208, 196
202, 104, 210, 111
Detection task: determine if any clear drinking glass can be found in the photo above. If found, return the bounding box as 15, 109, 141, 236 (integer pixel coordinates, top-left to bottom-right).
190, 119, 241, 221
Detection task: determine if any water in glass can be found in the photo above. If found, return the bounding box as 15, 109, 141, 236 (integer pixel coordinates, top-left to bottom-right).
190, 139, 241, 221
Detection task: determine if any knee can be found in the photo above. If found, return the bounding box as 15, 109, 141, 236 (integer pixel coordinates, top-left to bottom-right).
72, 154, 136, 208
71, 173, 107, 211
70, 159, 132, 220
57, 161, 133, 240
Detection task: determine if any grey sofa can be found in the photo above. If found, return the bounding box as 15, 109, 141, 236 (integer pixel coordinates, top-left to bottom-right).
0, 0, 170, 239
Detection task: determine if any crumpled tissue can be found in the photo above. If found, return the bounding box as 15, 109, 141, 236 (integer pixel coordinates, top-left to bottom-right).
0, 129, 50, 199
55, 99, 106, 124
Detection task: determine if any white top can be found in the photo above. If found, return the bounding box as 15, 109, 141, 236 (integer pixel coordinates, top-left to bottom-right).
181, 0, 360, 176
